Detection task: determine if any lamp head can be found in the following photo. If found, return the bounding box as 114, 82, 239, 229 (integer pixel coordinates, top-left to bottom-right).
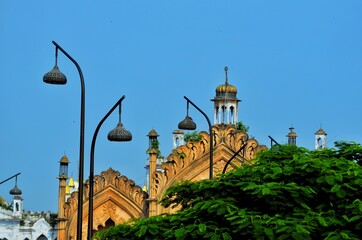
178, 116, 197, 130
108, 123, 132, 142
9, 185, 22, 196
43, 65, 67, 85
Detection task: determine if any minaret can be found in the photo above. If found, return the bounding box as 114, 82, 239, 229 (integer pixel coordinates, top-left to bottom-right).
145, 129, 159, 192
56, 155, 69, 240
147, 129, 159, 217
211, 66, 240, 125
9, 176, 22, 217
286, 127, 297, 145
315, 128, 327, 149
173, 130, 185, 149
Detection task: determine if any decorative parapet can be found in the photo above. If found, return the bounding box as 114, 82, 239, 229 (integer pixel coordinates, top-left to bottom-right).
64, 168, 148, 219
152, 124, 267, 207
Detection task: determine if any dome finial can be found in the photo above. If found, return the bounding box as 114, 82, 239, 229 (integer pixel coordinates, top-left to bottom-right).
224, 66, 229, 85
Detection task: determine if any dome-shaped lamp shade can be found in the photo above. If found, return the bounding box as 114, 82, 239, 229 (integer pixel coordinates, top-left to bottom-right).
108, 123, 132, 142
43, 65, 67, 85
178, 116, 197, 130
9, 185, 22, 196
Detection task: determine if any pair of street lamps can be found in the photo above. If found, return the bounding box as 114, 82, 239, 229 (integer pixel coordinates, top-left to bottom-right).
43, 41, 132, 240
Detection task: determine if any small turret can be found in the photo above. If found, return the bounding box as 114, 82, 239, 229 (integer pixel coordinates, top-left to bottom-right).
9, 175, 22, 216
173, 130, 185, 149
211, 67, 240, 125
286, 127, 297, 145
315, 128, 327, 149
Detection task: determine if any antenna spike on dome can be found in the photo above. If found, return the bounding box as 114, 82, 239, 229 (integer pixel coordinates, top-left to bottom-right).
224, 66, 229, 85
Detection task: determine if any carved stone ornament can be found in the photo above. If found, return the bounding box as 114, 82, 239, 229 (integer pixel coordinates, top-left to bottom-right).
152, 124, 266, 214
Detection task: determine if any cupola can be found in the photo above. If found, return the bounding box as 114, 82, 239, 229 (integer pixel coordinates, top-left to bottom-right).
211, 66, 240, 125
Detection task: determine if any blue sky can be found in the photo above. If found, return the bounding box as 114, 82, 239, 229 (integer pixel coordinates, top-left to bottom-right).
1, 1, 361, 212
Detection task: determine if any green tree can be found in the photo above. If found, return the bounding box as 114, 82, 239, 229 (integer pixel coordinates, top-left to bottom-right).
183, 131, 203, 143
334, 141, 362, 165
94, 143, 362, 240
236, 120, 249, 133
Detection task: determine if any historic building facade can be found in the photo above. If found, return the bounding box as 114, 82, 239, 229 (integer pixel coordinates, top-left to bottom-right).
54, 67, 269, 239
55, 67, 328, 239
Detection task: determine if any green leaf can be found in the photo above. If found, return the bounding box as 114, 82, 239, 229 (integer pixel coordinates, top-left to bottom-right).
211, 234, 221, 240
317, 216, 328, 227
175, 228, 186, 238
326, 175, 335, 185
331, 184, 341, 193
262, 186, 271, 195
198, 223, 206, 233
222, 232, 232, 240
137, 225, 148, 237
264, 227, 274, 238
296, 224, 310, 234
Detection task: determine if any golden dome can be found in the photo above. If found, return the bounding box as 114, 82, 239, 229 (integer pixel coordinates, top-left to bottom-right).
213, 66, 239, 101
147, 129, 159, 137
216, 84, 238, 94
287, 132, 297, 137
216, 66, 237, 93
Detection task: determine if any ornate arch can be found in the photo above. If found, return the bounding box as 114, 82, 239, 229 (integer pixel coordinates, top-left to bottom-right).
63, 168, 148, 239
152, 124, 266, 214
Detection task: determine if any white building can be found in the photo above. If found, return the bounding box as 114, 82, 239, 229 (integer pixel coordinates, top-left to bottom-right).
0, 185, 56, 240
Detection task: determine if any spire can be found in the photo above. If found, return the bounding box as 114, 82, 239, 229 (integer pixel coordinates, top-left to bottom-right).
224, 66, 229, 85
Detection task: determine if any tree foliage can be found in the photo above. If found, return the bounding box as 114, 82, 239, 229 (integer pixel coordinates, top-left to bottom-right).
236, 120, 250, 133
183, 131, 203, 143
94, 142, 362, 240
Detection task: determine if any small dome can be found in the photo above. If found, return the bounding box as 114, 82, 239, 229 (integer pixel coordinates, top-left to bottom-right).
216, 84, 238, 94
59, 155, 69, 164
287, 131, 297, 137
286, 127, 297, 137
68, 177, 75, 187
65, 186, 70, 195
147, 129, 159, 137
315, 128, 327, 135
213, 66, 239, 100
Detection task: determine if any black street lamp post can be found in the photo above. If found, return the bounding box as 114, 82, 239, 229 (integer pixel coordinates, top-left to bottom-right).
178, 96, 214, 179
43, 41, 85, 240
88, 95, 132, 239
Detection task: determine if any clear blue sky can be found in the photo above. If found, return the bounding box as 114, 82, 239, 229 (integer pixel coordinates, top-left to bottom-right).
1, 1, 361, 212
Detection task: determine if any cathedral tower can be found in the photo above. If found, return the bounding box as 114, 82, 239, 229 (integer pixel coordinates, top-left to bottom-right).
211, 67, 240, 125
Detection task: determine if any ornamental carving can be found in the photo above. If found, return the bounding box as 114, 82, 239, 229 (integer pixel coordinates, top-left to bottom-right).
153, 124, 266, 214
62, 168, 148, 239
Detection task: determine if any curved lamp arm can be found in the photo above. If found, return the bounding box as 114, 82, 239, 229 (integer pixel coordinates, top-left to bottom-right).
51, 40, 86, 240
222, 143, 247, 174
184, 96, 214, 179
88, 95, 126, 239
